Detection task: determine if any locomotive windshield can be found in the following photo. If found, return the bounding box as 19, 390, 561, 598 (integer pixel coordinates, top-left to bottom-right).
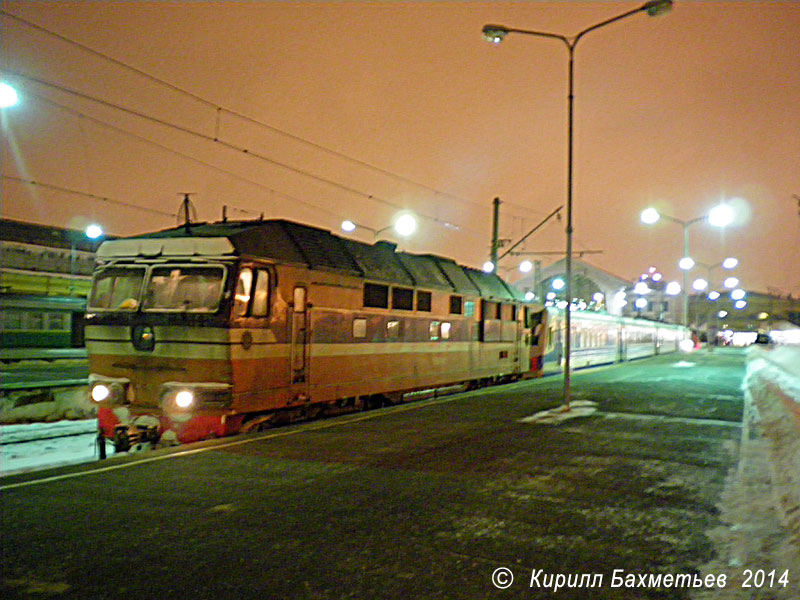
89, 266, 145, 311
89, 264, 226, 312
142, 265, 225, 312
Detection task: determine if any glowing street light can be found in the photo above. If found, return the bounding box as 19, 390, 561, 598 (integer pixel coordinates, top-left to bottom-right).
341, 212, 418, 240
519, 260, 533, 274
665, 281, 681, 296
723, 276, 739, 289
692, 278, 708, 291
640, 204, 737, 327
678, 257, 695, 271
707, 291, 721, 301
722, 257, 738, 269
482, 261, 495, 273
0, 82, 20, 108
483, 0, 672, 410
85, 224, 104, 239
731, 288, 746, 301
551, 278, 566, 291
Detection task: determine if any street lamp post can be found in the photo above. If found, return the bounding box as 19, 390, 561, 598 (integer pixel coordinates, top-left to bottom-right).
341, 212, 418, 240
483, 0, 672, 409
640, 206, 734, 327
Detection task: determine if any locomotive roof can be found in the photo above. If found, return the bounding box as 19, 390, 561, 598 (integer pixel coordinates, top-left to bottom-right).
112, 218, 524, 302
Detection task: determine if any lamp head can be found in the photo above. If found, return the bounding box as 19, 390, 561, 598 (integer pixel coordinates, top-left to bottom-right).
642, 0, 673, 17
640, 207, 661, 225
482, 25, 508, 44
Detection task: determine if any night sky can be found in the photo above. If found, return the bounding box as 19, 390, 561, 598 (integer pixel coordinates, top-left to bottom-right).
2, 1, 798, 295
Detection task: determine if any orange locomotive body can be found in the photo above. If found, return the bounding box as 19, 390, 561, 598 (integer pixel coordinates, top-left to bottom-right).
86, 219, 537, 449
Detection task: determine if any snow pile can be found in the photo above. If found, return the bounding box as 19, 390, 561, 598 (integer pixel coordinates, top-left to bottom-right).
519, 400, 598, 424
742, 345, 800, 542
0, 385, 94, 424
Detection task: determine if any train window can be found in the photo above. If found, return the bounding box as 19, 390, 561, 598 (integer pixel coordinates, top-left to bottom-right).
482, 301, 496, 320
89, 267, 145, 310
3, 310, 22, 330
27, 312, 44, 330
416, 290, 432, 312
496, 303, 503, 319
464, 301, 475, 317
293, 287, 306, 313
387, 320, 401, 340
449, 295, 463, 315
353, 318, 367, 339
441, 322, 451, 340
145, 265, 226, 313
392, 287, 414, 311
251, 270, 270, 317
47, 313, 67, 330
233, 268, 252, 317
364, 283, 389, 309
429, 321, 440, 341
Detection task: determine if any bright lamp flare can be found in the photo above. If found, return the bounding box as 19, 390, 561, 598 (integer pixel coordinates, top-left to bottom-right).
723, 277, 739, 289
175, 390, 194, 409
640, 208, 660, 225
91, 384, 110, 402
722, 257, 738, 269
665, 281, 681, 296
482, 261, 495, 273
692, 278, 708, 291
633, 281, 650, 295
341, 220, 356, 233
679, 339, 695, 353
707, 291, 721, 300
635, 298, 648, 309
731, 289, 746, 301
708, 204, 734, 228
519, 260, 533, 273
0, 82, 20, 108
552, 278, 565, 291
394, 213, 417, 237
85, 224, 103, 239
678, 257, 695, 270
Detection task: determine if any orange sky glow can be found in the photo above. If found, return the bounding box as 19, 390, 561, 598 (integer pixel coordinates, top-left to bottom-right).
2, 1, 799, 295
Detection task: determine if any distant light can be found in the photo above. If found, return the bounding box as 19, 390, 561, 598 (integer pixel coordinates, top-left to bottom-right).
651, 272, 663, 282
482, 261, 495, 273
722, 257, 738, 269
394, 213, 417, 237
633, 281, 650, 295
734, 300, 747, 310
723, 277, 739, 289
718, 310, 728, 318
640, 208, 660, 225
665, 281, 681, 296
678, 257, 695, 270
692, 278, 708, 291
524, 291, 535, 302
708, 203, 735, 228
0, 82, 20, 108
341, 220, 356, 233
546, 292, 557, 301
592, 292, 604, 303
635, 297, 648, 309
707, 291, 721, 301
648, 266, 657, 274
731, 289, 746, 301
85, 224, 104, 239
757, 312, 769, 320
91, 384, 110, 402
556, 300, 568, 310
519, 260, 533, 273
679, 339, 695, 353
552, 278, 565, 291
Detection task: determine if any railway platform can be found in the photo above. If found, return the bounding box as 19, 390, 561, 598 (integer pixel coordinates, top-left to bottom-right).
1, 348, 798, 600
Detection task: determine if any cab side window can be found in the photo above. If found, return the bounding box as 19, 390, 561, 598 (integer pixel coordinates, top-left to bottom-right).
234, 267, 271, 318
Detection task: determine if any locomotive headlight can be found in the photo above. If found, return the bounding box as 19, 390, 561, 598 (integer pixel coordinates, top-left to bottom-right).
91, 384, 111, 402
175, 390, 194, 409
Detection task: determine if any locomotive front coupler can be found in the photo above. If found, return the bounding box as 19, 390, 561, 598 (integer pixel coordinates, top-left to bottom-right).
112, 423, 160, 453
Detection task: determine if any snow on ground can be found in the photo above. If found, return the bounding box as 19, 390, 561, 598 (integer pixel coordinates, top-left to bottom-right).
0, 419, 116, 476
695, 344, 800, 600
